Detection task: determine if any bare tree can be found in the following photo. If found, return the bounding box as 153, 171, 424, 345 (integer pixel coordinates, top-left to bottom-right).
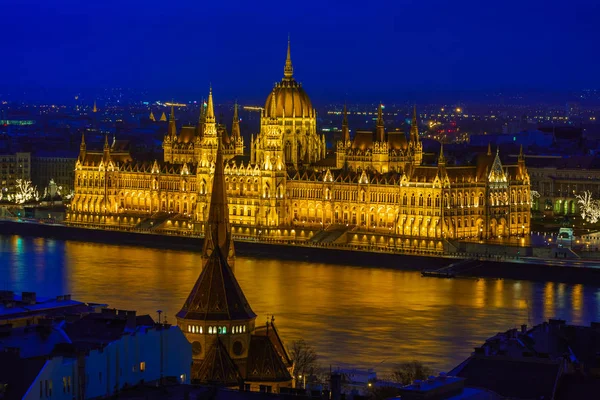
288, 339, 318, 380
390, 361, 433, 385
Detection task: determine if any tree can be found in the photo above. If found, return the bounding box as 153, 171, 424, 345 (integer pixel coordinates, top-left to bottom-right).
288, 339, 318, 381
14, 179, 39, 204
576, 190, 600, 223
390, 361, 433, 386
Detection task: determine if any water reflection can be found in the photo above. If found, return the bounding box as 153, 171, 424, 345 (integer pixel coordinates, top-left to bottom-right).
1, 235, 600, 372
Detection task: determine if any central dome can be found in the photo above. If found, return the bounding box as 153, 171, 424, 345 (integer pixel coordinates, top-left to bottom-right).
265, 80, 313, 119
264, 40, 313, 119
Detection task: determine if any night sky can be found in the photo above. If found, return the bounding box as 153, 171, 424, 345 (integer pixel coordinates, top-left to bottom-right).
2, 0, 599, 103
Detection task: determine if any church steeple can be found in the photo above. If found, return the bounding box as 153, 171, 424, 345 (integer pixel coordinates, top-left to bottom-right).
342, 103, 350, 142
283, 37, 293, 80
231, 101, 241, 140
376, 103, 385, 142
202, 141, 235, 264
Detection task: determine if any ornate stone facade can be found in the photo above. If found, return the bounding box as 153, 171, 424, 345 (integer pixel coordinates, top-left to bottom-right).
67, 41, 531, 243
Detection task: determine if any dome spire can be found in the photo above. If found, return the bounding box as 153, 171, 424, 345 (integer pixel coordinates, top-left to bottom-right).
283, 36, 293, 79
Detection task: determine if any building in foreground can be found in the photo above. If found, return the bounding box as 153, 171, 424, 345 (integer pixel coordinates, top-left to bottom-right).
450, 319, 600, 399
0, 297, 191, 400
67, 41, 531, 247
176, 144, 293, 390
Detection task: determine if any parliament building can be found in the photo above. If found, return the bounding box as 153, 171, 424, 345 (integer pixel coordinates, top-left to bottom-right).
67, 41, 531, 250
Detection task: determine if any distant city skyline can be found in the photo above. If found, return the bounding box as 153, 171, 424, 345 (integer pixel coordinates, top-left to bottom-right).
2, 0, 599, 103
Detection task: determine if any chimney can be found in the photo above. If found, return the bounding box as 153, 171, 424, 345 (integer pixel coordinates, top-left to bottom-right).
101, 308, 117, 317
22, 292, 36, 304
521, 324, 527, 334
64, 294, 71, 301
330, 373, 341, 400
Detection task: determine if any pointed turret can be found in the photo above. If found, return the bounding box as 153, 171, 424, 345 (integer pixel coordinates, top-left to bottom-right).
487, 142, 492, 156
202, 141, 235, 264
283, 37, 293, 80
518, 144, 526, 178
168, 105, 177, 137
518, 144, 524, 162
206, 87, 215, 123
149, 110, 155, 121
376, 103, 385, 142
231, 101, 241, 140
437, 143, 448, 181
196, 98, 206, 137
78, 132, 86, 161
159, 112, 167, 122
342, 103, 350, 143
270, 90, 277, 119
410, 105, 419, 143
92, 101, 97, 113
103, 134, 111, 162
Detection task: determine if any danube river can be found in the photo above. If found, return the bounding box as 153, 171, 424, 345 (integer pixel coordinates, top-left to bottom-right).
2, 235, 600, 374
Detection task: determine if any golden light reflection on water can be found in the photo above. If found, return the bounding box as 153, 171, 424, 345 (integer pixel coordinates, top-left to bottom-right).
1, 235, 600, 373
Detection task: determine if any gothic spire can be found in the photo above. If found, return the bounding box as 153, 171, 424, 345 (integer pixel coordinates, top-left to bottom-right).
342, 103, 350, 142
93, 101, 97, 113
168, 104, 177, 137
487, 142, 492, 156
206, 86, 215, 122
202, 140, 234, 263
231, 101, 241, 140
410, 105, 419, 142
283, 37, 294, 79
270, 90, 277, 119
438, 143, 446, 165
78, 132, 86, 161
376, 103, 385, 142
518, 144, 524, 161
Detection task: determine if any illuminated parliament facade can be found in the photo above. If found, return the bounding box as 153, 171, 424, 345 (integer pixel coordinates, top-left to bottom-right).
67, 42, 531, 249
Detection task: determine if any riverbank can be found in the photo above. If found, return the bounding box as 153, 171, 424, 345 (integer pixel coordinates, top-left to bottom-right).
2, 220, 600, 285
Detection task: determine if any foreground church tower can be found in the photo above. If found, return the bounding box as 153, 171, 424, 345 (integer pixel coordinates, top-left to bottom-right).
177, 143, 292, 388
177, 143, 256, 382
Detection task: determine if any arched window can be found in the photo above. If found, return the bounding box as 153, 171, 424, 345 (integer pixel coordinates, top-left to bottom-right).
479, 193, 484, 207
435, 196, 440, 207
411, 194, 416, 206
418, 195, 424, 207
403, 194, 408, 206
444, 195, 449, 208
427, 195, 432, 207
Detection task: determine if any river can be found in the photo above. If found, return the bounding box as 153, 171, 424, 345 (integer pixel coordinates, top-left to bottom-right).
1, 234, 599, 375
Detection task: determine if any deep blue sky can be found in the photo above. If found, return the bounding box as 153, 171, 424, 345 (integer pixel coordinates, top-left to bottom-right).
2, 0, 599, 103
